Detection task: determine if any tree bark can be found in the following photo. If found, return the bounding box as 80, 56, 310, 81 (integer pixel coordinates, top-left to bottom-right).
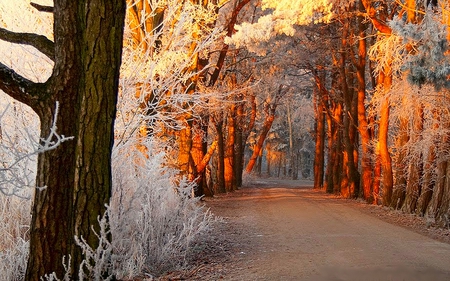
225, 107, 236, 191
403, 105, 424, 213
391, 116, 409, 209
313, 100, 325, 188
379, 96, 394, 206
0, 0, 125, 279
339, 23, 359, 198
355, 4, 373, 201
213, 117, 226, 193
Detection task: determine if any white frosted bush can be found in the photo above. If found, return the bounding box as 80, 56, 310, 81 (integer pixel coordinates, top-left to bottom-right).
0, 195, 30, 281
110, 138, 215, 278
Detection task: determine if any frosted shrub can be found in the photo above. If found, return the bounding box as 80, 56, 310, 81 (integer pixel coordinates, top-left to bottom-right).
110, 138, 214, 279
0, 196, 30, 281
0, 95, 35, 280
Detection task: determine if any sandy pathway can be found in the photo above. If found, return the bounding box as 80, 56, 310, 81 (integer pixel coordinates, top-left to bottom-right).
198, 179, 450, 281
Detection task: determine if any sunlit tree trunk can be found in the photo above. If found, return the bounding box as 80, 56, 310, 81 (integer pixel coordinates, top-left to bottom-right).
355, 2, 373, 201
225, 107, 236, 191
178, 120, 194, 180
378, 94, 394, 206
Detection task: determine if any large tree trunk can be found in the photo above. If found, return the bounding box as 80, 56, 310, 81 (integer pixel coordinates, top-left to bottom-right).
355, 6, 373, 201
22, 0, 126, 279
339, 25, 359, 198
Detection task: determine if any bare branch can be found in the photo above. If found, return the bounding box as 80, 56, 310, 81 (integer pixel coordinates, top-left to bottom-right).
30, 2, 54, 13
0, 62, 44, 107
0, 28, 54, 61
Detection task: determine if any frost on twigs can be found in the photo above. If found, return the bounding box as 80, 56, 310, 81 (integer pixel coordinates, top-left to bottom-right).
389, 9, 450, 90
117, 0, 223, 140
225, 0, 334, 53
40, 256, 71, 281
75, 211, 114, 281
110, 138, 216, 278
37, 101, 74, 154
0, 101, 73, 196
0, 196, 29, 281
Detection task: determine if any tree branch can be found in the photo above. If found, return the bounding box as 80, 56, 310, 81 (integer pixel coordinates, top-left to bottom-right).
0, 28, 54, 61
0, 62, 44, 107
30, 2, 54, 13
209, 0, 252, 87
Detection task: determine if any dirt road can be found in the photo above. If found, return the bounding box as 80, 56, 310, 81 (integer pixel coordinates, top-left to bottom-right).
193, 178, 450, 281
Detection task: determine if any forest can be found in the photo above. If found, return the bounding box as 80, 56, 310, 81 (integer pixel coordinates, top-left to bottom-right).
0, 0, 449, 280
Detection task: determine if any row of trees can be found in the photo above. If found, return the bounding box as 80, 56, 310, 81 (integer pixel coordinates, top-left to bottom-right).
220, 0, 450, 227
307, 0, 450, 226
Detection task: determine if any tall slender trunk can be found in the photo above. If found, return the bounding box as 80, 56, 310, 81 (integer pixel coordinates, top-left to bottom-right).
355, 7, 373, 201
314, 94, 325, 189
340, 30, 359, 198
403, 105, 424, 213
287, 103, 298, 180
213, 117, 226, 193
225, 108, 236, 191
312, 71, 328, 189
234, 98, 247, 188
417, 140, 436, 216
379, 96, 394, 206
391, 116, 409, 209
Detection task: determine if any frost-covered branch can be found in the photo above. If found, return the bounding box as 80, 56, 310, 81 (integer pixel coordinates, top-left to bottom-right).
225, 0, 334, 50
389, 9, 450, 89
0, 101, 73, 196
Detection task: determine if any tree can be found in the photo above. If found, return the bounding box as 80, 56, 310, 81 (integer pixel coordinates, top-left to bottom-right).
0, 0, 126, 279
